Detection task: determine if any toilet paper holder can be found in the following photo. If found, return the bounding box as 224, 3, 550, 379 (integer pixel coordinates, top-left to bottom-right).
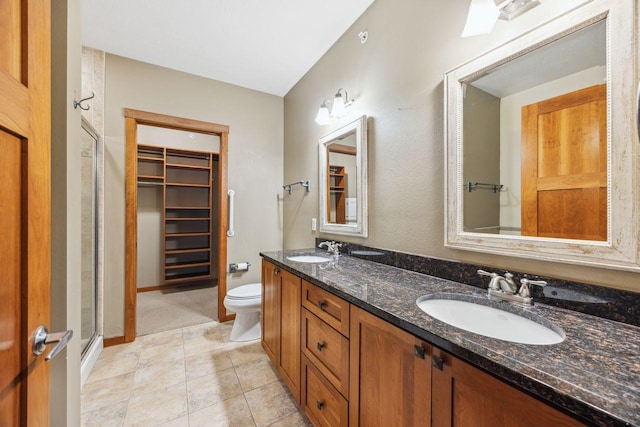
229, 262, 251, 273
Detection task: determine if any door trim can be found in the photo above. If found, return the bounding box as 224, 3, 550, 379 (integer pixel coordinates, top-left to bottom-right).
124, 108, 232, 342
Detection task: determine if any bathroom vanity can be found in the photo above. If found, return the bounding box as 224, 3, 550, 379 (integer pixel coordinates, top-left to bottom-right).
260, 251, 639, 426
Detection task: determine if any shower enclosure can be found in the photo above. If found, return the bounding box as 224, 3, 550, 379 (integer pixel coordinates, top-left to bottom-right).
80, 118, 103, 377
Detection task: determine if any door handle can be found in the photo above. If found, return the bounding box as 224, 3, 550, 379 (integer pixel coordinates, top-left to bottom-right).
32, 326, 73, 361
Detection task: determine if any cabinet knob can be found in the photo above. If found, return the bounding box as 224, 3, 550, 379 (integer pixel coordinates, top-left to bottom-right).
274, 267, 280, 275
317, 300, 326, 311
317, 342, 326, 352
316, 401, 324, 410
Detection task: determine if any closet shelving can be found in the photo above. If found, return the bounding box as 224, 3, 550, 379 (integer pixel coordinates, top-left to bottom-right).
137, 144, 215, 289
328, 164, 346, 224
137, 144, 164, 185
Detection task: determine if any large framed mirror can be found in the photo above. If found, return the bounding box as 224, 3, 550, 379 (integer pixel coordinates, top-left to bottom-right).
319, 115, 368, 237
445, 0, 639, 270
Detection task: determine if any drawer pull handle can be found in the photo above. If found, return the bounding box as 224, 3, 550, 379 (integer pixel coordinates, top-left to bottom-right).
432, 354, 444, 371
316, 401, 324, 410
317, 342, 326, 352
317, 300, 326, 311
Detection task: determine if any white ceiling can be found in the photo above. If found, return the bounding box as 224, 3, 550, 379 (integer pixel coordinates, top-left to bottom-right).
82, 0, 375, 97
471, 20, 606, 98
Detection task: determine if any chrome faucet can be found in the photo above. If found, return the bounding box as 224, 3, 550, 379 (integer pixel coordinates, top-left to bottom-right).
318, 241, 342, 256
478, 270, 547, 306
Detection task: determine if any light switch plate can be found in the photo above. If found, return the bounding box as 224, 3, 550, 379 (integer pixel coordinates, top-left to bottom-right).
311, 218, 317, 231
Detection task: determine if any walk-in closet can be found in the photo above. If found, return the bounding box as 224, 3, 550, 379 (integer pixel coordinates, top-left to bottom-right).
135, 125, 221, 335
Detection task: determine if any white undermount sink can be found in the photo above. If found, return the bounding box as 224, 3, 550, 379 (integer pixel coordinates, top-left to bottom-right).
416, 294, 565, 345
286, 255, 332, 263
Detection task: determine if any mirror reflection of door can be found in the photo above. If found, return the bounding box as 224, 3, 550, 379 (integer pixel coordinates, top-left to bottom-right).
460, 19, 607, 241
327, 137, 357, 224
521, 84, 607, 240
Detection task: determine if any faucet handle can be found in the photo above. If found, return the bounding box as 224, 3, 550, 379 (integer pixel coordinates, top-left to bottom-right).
477, 269, 497, 278
518, 278, 547, 298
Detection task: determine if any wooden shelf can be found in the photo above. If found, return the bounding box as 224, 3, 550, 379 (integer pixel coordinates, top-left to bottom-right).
166, 183, 211, 188
166, 163, 210, 170
165, 261, 211, 269
138, 174, 163, 181
137, 143, 214, 287
165, 248, 211, 255
165, 232, 211, 237
138, 156, 164, 162
166, 206, 211, 210
328, 164, 346, 224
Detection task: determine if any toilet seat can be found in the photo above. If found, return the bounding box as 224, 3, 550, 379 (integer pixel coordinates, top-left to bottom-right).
226, 283, 261, 300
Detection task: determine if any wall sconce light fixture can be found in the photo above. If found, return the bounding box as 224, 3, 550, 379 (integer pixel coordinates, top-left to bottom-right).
462, 0, 541, 38
315, 88, 354, 125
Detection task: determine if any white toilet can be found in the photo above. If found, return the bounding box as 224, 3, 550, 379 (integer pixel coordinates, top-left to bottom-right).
223, 283, 262, 342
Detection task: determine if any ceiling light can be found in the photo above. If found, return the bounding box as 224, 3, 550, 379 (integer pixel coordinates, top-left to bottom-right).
462, 0, 541, 38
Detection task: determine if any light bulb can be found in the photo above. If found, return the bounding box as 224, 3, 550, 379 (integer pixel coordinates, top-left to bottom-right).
462, 0, 500, 38
331, 92, 347, 117
315, 103, 331, 125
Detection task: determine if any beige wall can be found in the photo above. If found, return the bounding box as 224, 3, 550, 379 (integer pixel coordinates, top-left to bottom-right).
103, 54, 284, 337
81, 47, 105, 136
283, 0, 640, 292
463, 85, 500, 231
51, 0, 82, 425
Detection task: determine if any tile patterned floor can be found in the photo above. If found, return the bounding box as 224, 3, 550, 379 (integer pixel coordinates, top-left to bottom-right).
81, 321, 311, 426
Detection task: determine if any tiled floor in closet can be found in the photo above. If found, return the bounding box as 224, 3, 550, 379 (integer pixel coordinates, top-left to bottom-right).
81, 321, 311, 426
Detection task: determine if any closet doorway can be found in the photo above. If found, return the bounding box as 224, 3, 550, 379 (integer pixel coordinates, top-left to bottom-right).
124, 109, 233, 342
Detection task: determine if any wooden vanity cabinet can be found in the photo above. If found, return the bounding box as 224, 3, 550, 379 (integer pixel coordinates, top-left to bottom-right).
262, 262, 585, 427
300, 280, 351, 426
261, 259, 301, 402
430, 347, 584, 427
349, 306, 432, 427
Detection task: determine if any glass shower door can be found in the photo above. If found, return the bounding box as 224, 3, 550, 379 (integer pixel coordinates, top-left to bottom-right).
81, 120, 99, 355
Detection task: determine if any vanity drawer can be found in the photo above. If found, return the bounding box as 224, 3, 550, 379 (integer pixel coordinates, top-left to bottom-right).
302, 280, 350, 337
301, 308, 349, 397
301, 354, 348, 427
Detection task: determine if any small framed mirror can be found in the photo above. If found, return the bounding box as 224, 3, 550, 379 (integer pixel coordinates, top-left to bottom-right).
319, 115, 368, 237
445, 0, 639, 270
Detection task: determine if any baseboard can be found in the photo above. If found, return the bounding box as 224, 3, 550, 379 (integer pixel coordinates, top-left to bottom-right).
103, 336, 126, 347
219, 312, 236, 323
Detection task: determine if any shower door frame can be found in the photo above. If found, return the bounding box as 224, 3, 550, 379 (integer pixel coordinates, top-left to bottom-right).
123, 109, 232, 343
80, 117, 103, 355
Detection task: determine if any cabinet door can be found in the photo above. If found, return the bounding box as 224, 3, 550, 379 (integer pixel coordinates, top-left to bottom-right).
261, 260, 280, 365
350, 306, 431, 427
431, 348, 584, 427
279, 268, 301, 403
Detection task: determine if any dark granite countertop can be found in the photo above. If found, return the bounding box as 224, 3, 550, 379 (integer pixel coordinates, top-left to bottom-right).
260, 249, 640, 427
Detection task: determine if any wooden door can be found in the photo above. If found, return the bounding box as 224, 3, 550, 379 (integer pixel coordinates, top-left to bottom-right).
279, 269, 301, 403
0, 0, 52, 425
261, 260, 280, 364
431, 348, 583, 427
521, 84, 607, 240
349, 306, 431, 427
